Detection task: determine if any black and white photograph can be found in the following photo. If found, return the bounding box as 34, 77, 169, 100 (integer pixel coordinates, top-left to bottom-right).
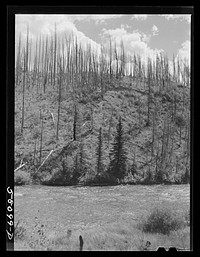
8, 8, 192, 251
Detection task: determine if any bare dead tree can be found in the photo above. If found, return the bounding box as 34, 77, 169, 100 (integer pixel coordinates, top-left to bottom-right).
43, 35, 49, 93
56, 57, 62, 141
109, 35, 112, 81
107, 107, 114, 149
53, 23, 57, 89
33, 139, 37, 166
73, 104, 77, 141
37, 34, 42, 90
146, 58, 152, 126
151, 99, 158, 160
15, 33, 22, 87
39, 108, 44, 165
21, 47, 26, 134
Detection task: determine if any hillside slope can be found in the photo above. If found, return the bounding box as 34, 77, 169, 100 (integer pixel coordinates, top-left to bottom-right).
14, 75, 190, 185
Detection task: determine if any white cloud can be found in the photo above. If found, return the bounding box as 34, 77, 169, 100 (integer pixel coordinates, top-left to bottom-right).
101, 27, 164, 67
166, 40, 191, 81
15, 15, 76, 40
120, 24, 131, 30
141, 33, 151, 43
67, 14, 123, 25
167, 40, 190, 82
151, 24, 159, 36
15, 14, 101, 56
130, 15, 148, 21
161, 14, 191, 23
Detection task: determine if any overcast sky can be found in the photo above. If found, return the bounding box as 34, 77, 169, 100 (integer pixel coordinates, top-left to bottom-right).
15, 14, 191, 65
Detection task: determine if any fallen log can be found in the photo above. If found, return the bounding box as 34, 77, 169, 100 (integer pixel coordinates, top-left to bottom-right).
14, 163, 26, 172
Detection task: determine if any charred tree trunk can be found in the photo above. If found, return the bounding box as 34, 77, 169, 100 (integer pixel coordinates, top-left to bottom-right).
53, 24, 57, 89
21, 48, 26, 134
39, 109, 44, 165
56, 58, 62, 141
73, 104, 77, 141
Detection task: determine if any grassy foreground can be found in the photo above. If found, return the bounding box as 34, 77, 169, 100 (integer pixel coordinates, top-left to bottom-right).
14, 185, 190, 251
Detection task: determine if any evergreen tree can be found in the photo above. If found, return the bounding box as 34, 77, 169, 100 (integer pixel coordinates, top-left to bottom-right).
71, 154, 81, 184
154, 167, 164, 184
143, 165, 153, 185
71, 142, 87, 184
108, 116, 127, 182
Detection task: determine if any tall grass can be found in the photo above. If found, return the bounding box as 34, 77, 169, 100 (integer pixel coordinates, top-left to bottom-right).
14, 207, 190, 251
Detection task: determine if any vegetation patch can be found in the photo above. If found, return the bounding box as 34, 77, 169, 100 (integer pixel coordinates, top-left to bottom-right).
139, 206, 186, 235
14, 170, 32, 186
175, 114, 187, 127
14, 220, 27, 240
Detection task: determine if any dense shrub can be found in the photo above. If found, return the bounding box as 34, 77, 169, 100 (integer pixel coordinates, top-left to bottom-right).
79, 172, 96, 185
140, 206, 185, 235
14, 220, 27, 240
31, 127, 41, 139
154, 90, 172, 102
80, 171, 114, 186
161, 92, 172, 103
14, 170, 32, 186
184, 210, 190, 226
142, 167, 154, 185
92, 93, 102, 102
78, 98, 88, 104
124, 92, 135, 98
181, 168, 190, 184
122, 172, 136, 185
15, 127, 23, 139
175, 114, 186, 127
41, 168, 72, 186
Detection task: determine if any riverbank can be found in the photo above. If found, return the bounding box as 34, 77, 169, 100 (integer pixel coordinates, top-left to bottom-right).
14, 184, 190, 251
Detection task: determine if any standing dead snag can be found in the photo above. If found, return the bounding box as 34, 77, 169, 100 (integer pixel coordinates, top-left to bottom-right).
53, 23, 57, 89
15, 32, 22, 87
107, 107, 113, 150
146, 57, 152, 126
21, 47, 26, 134
21, 25, 29, 134
39, 109, 44, 165
56, 57, 62, 141
151, 98, 159, 160
73, 104, 77, 141
96, 127, 103, 175
109, 35, 112, 81
33, 139, 37, 166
